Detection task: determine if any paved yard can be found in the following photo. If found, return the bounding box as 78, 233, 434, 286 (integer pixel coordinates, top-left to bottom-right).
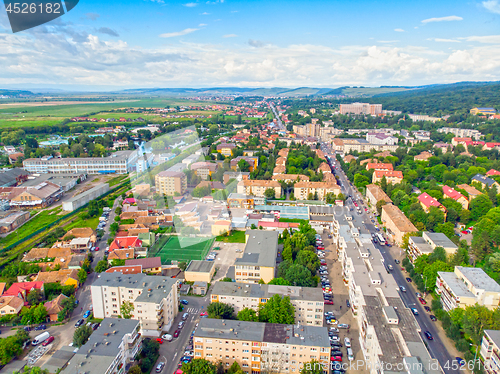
210, 241, 244, 281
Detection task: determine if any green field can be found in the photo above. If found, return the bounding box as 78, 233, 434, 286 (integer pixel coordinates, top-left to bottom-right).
151, 235, 214, 263
215, 230, 246, 243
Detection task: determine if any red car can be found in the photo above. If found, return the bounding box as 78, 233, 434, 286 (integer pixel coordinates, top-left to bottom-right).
173, 330, 180, 338
324, 300, 334, 305
461, 230, 468, 234
419, 297, 427, 305
42, 336, 54, 346
200, 312, 208, 317
95, 246, 99, 251
156, 338, 163, 344
331, 356, 342, 362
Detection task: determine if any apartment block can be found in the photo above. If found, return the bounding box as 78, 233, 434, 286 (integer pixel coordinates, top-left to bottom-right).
193, 319, 330, 374
293, 181, 340, 201
436, 267, 500, 312
332, 213, 441, 374
381, 204, 417, 245
372, 170, 403, 184
481, 330, 500, 374
306, 123, 321, 137
365, 133, 398, 145
339, 103, 382, 115
235, 230, 278, 284
91, 272, 178, 336
438, 127, 482, 140
211, 282, 324, 326
365, 184, 392, 207
217, 143, 236, 157
63, 318, 141, 374
155, 170, 187, 196
190, 162, 218, 180
237, 180, 282, 198
271, 174, 309, 183
23, 151, 139, 174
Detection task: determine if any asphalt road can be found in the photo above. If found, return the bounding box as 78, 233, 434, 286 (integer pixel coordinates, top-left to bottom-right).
324, 146, 461, 374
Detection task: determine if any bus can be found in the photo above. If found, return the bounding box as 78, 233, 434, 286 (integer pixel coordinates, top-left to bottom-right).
376, 233, 386, 245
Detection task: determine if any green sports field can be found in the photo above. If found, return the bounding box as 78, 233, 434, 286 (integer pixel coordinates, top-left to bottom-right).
150, 235, 214, 263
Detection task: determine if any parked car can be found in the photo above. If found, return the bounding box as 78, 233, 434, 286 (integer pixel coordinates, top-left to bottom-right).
162, 334, 173, 341
24, 326, 31, 332
424, 306, 431, 312
180, 300, 189, 305
419, 297, 427, 305
455, 357, 466, 366
424, 331, 433, 340
173, 330, 180, 338
331, 356, 342, 362
338, 324, 349, 329
42, 336, 54, 346
325, 300, 334, 305
344, 337, 351, 348
75, 319, 84, 327
35, 324, 46, 330
83, 310, 91, 318
406, 277, 412, 282
346, 300, 350, 308
156, 338, 163, 344
429, 315, 437, 321
178, 321, 185, 329
394, 259, 400, 264
156, 362, 165, 372
183, 312, 189, 320
200, 312, 208, 317
92, 323, 100, 330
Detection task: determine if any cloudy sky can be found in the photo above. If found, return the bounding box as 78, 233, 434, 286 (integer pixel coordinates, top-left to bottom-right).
1, 0, 500, 90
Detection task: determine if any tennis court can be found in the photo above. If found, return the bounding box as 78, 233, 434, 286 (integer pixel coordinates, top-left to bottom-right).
150, 235, 214, 263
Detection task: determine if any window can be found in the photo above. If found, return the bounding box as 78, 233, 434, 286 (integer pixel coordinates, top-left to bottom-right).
195, 352, 202, 357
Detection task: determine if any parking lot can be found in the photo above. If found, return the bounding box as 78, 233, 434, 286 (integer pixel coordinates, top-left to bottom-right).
319, 232, 369, 374
209, 241, 245, 281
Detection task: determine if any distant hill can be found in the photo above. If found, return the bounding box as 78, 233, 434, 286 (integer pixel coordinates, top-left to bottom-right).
0, 89, 34, 97
324, 86, 416, 97
118, 87, 334, 97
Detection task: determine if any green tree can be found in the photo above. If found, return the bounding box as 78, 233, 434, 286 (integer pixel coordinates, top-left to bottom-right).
32, 303, 47, 324
376, 200, 387, 215
120, 301, 134, 319
283, 263, 317, 287
435, 222, 455, 240
470, 194, 493, 221
227, 361, 245, 374
259, 294, 295, 324
181, 358, 217, 374
27, 289, 44, 306
128, 366, 142, 374
237, 159, 251, 172
95, 260, 109, 273
13, 368, 49, 374
73, 325, 93, 347
488, 252, 500, 271
207, 302, 235, 320
301, 360, 325, 374
178, 262, 188, 271
221, 277, 233, 282
264, 188, 276, 200
268, 277, 290, 285
296, 250, 320, 274
77, 268, 88, 284
237, 308, 259, 322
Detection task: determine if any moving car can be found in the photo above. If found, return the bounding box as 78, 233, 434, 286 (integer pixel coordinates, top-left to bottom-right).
411, 308, 419, 316
156, 362, 165, 372
75, 319, 84, 327
83, 310, 91, 318
424, 331, 433, 340
180, 300, 189, 305
399, 286, 406, 292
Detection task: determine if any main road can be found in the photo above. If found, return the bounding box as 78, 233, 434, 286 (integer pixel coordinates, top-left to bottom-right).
323, 144, 461, 374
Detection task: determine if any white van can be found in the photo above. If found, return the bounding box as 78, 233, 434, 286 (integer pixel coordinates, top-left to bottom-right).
32, 331, 50, 346
347, 348, 354, 361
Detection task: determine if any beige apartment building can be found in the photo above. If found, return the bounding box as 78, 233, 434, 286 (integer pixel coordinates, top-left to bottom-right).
91, 272, 178, 336
372, 170, 404, 184
481, 330, 500, 374
211, 282, 324, 326
365, 184, 392, 207
381, 204, 417, 245
190, 162, 218, 180
155, 170, 187, 196
339, 103, 382, 115
237, 180, 282, 198
271, 174, 309, 183
294, 181, 340, 201
185, 260, 216, 283
193, 319, 331, 374
235, 230, 278, 284
306, 123, 321, 137
407, 232, 457, 264
436, 266, 500, 311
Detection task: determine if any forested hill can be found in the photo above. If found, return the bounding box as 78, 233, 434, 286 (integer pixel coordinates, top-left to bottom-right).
339, 81, 500, 115
0, 89, 33, 97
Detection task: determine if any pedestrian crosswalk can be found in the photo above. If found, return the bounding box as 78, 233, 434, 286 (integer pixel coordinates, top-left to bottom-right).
185, 307, 201, 314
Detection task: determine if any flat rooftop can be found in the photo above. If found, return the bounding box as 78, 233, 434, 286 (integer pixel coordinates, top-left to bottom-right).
211, 282, 323, 302
437, 271, 475, 298
186, 260, 215, 273
235, 230, 278, 268
424, 232, 458, 250
457, 266, 500, 292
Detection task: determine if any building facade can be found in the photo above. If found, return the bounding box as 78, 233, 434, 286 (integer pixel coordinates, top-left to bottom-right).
481, 330, 500, 374
235, 231, 278, 284
237, 180, 282, 198
381, 204, 417, 245
293, 182, 340, 201
155, 171, 187, 196
339, 103, 382, 115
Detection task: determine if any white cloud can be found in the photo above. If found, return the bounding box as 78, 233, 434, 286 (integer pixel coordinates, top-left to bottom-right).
421, 15, 463, 23
159, 28, 199, 38
198, 23, 207, 27
428, 38, 461, 43
394, 28, 405, 32
223, 34, 238, 38
482, 0, 500, 14
184, 2, 197, 7
201, 12, 210, 15
378, 40, 399, 43
231, 10, 238, 13
464, 35, 500, 43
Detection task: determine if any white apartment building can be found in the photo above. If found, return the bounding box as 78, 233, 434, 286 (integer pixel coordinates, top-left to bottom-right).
332, 213, 441, 374
194, 319, 331, 374
437, 127, 482, 140
339, 103, 382, 115
436, 267, 500, 312
481, 330, 500, 374
237, 180, 282, 198
63, 318, 141, 374
211, 282, 324, 326
235, 231, 278, 284
23, 151, 139, 175
365, 133, 398, 145
91, 272, 178, 337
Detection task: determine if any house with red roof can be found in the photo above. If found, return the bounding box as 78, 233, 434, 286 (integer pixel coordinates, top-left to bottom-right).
4, 281, 44, 301
418, 193, 447, 217
109, 236, 142, 251
442, 185, 469, 210
486, 169, 500, 177
256, 221, 300, 232
105, 265, 142, 275
483, 143, 500, 151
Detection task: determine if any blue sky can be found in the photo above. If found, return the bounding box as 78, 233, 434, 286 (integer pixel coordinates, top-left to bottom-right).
1, 0, 500, 89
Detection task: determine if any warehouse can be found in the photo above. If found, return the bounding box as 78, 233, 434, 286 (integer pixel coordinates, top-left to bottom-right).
62, 183, 110, 211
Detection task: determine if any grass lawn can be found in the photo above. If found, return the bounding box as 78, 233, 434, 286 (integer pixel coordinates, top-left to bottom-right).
65, 214, 100, 231
215, 230, 246, 243
108, 175, 129, 187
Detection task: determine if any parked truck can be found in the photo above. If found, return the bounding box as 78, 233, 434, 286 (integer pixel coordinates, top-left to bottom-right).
32, 331, 50, 346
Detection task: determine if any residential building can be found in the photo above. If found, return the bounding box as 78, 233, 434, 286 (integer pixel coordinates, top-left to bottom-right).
414, 151, 433, 162
23, 151, 138, 174
365, 163, 393, 171
190, 162, 218, 180
486, 169, 500, 177
470, 107, 497, 115
4, 281, 44, 301
155, 170, 187, 196
339, 103, 382, 115
109, 236, 142, 251
381, 204, 417, 245
34, 269, 79, 288
372, 170, 403, 184
332, 213, 441, 374
62, 318, 142, 374
472, 174, 500, 190
107, 248, 135, 262
365, 184, 392, 207
272, 174, 309, 183
293, 181, 340, 201
422, 231, 458, 255
231, 157, 258, 172
193, 319, 330, 373
0, 295, 24, 315
62, 183, 110, 211
366, 133, 398, 145
223, 171, 250, 184
317, 163, 331, 174
227, 193, 264, 209
211, 282, 324, 326
1, 182, 63, 209
217, 143, 236, 157
436, 267, 500, 311
407, 236, 434, 264
451, 137, 472, 146
457, 184, 482, 201
91, 273, 178, 336
0, 210, 30, 233
237, 180, 282, 198
306, 122, 321, 137
480, 330, 500, 374
437, 127, 482, 140
235, 230, 278, 284
184, 260, 216, 283
418, 192, 447, 216
212, 220, 231, 236
408, 114, 441, 122
124, 257, 162, 274
442, 185, 469, 209
105, 265, 143, 275
44, 294, 68, 321
0, 168, 30, 187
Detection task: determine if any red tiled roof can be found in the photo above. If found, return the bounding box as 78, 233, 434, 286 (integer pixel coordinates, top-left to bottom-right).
125, 257, 162, 269
418, 192, 443, 208
105, 265, 142, 274
4, 281, 44, 299
366, 163, 393, 171
109, 236, 142, 251
374, 170, 403, 179
486, 169, 500, 176
442, 185, 465, 201
257, 221, 300, 229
